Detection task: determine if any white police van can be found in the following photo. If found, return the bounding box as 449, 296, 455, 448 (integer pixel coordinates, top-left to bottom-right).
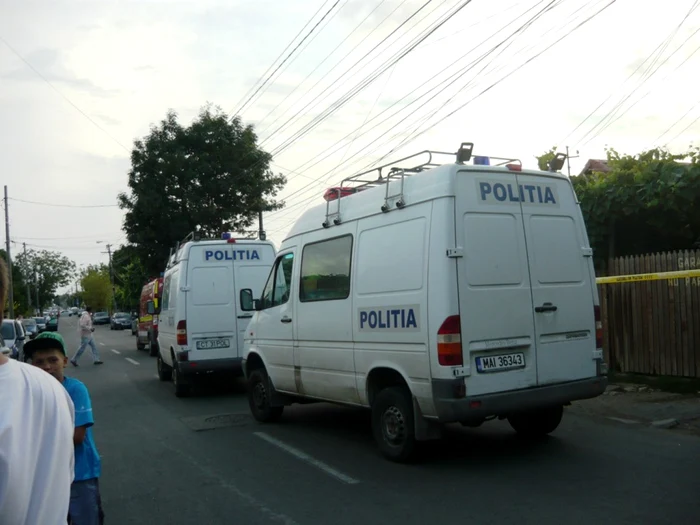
241, 143, 607, 461
154, 232, 276, 397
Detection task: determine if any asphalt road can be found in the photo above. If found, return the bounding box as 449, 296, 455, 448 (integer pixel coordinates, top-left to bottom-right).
54, 315, 700, 525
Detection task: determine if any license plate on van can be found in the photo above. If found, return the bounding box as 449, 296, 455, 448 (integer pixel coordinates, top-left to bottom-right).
196, 338, 231, 350
476, 353, 525, 373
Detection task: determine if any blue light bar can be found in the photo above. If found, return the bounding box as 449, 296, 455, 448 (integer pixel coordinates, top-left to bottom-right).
473, 156, 490, 165
221, 232, 231, 240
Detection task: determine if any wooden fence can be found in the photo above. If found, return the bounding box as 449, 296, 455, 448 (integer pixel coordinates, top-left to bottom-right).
598, 249, 700, 378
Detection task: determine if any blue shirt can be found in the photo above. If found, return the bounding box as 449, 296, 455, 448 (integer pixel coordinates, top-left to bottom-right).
62, 376, 101, 481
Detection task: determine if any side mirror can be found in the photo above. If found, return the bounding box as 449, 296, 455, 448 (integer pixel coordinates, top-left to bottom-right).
240, 289, 255, 311
146, 301, 155, 315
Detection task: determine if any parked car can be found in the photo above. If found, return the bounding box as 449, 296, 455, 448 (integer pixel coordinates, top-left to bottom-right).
45, 316, 59, 332
110, 312, 132, 330
1, 319, 27, 360
34, 317, 47, 332
93, 311, 110, 325
21, 318, 39, 339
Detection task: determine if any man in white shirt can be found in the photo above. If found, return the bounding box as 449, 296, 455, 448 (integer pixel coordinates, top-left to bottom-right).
0, 258, 76, 525
71, 306, 103, 366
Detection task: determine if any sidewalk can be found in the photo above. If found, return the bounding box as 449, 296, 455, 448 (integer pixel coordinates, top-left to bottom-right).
569, 382, 700, 436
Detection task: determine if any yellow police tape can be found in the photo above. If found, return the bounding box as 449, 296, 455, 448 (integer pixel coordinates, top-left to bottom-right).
596, 269, 700, 284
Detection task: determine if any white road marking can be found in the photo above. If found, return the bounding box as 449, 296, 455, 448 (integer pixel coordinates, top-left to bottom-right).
153, 374, 159, 379
125, 358, 140, 366
111, 349, 121, 355
99, 343, 106, 346
254, 431, 359, 485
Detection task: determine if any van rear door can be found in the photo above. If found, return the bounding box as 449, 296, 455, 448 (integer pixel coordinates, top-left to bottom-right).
186, 245, 237, 362
516, 172, 598, 384
454, 170, 538, 397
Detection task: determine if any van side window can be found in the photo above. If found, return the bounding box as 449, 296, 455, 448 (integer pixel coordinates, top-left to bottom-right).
300, 235, 352, 303
260, 253, 294, 309
162, 274, 172, 310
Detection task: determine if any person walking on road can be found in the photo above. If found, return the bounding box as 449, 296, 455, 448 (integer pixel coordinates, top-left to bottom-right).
71, 306, 103, 366
0, 259, 76, 525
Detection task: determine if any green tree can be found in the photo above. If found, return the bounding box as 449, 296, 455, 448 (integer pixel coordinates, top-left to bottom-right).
535, 147, 558, 171
15, 249, 75, 311
568, 146, 700, 271
111, 244, 148, 311
118, 104, 287, 275
81, 265, 113, 312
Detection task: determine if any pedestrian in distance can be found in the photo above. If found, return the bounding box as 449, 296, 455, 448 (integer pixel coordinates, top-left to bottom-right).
25, 331, 105, 525
0, 258, 76, 525
71, 306, 103, 366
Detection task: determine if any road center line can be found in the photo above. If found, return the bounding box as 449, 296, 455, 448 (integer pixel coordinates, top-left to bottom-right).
111, 349, 121, 355
125, 358, 140, 366
99, 343, 106, 346
254, 431, 359, 485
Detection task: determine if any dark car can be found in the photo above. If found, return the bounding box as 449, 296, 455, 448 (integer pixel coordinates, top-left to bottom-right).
93, 312, 110, 325
22, 318, 39, 339
110, 312, 132, 330
45, 316, 59, 332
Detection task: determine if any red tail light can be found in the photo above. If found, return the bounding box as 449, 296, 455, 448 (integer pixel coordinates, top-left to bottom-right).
176, 320, 187, 346
437, 315, 463, 366
594, 305, 603, 349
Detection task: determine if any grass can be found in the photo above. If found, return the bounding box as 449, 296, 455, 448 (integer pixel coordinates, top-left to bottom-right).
608, 372, 700, 395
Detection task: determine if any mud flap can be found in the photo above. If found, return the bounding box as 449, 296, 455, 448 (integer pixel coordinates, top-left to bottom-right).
413, 396, 443, 441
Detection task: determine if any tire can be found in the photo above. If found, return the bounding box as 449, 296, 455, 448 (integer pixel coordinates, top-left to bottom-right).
156, 354, 172, 382
507, 405, 564, 438
172, 361, 191, 398
136, 342, 146, 351
247, 368, 283, 422
371, 386, 417, 463
149, 342, 159, 357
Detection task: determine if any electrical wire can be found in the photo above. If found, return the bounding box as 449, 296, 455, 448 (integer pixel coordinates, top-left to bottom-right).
230, 0, 337, 117
8, 197, 119, 208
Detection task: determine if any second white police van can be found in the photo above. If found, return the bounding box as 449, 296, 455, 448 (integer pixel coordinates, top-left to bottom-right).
241, 143, 608, 462
155, 232, 276, 397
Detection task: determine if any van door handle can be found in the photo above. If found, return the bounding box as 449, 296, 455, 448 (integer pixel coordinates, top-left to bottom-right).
281, 317, 292, 323
535, 303, 557, 313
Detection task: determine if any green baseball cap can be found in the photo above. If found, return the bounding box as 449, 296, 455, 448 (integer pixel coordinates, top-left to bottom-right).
24, 332, 66, 358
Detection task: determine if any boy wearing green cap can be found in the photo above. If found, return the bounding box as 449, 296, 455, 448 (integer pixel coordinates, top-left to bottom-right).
24, 332, 104, 525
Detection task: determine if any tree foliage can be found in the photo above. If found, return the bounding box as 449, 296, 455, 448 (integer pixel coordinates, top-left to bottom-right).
0, 249, 28, 316
118, 104, 287, 275
80, 265, 112, 312
112, 245, 149, 311
15, 249, 75, 311
540, 146, 700, 271
535, 147, 557, 171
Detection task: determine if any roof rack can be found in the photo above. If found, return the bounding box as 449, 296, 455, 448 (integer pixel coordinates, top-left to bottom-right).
322, 142, 522, 228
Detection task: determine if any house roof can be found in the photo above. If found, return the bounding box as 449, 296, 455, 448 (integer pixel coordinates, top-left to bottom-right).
579, 159, 611, 176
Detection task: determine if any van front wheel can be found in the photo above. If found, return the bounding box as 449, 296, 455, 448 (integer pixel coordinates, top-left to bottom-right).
372, 386, 417, 463
507, 405, 563, 438
248, 369, 283, 422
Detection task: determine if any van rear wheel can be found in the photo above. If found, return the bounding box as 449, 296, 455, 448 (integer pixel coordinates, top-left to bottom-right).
248, 369, 283, 422
507, 405, 563, 438
372, 386, 417, 463
172, 363, 191, 398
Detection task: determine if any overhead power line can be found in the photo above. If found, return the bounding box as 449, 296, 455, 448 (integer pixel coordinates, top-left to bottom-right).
8, 197, 119, 208
232, 0, 344, 117
0, 35, 129, 153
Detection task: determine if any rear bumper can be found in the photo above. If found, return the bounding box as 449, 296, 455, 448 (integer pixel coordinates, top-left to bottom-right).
432, 376, 608, 423
176, 357, 243, 377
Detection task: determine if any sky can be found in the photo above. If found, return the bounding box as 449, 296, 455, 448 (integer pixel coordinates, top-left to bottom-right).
1, 0, 699, 295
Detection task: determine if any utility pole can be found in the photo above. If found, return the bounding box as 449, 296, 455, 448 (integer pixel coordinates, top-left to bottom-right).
34, 270, 39, 313
4, 186, 14, 318
565, 146, 580, 178
105, 243, 118, 313
23, 242, 31, 313
258, 210, 266, 240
